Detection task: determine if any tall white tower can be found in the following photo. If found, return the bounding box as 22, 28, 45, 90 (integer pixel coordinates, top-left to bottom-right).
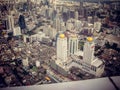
57, 34, 67, 63
68, 35, 78, 55
83, 37, 95, 64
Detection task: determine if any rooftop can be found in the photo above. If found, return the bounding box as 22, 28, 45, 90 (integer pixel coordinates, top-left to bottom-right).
59, 34, 65, 38
91, 58, 103, 67
87, 37, 93, 42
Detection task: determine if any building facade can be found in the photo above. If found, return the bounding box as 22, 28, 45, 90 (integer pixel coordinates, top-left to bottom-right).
83, 38, 95, 64
82, 37, 104, 77
68, 36, 78, 55
57, 34, 67, 63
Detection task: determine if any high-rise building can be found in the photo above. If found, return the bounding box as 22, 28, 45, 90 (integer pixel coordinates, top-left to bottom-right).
43, 25, 50, 36
57, 34, 67, 63
53, 36, 104, 77
48, 8, 56, 21
60, 22, 66, 32
75, 20, 82, 31
18, 14, 26, 32
83, 37, 95, 64
75, 11, 79, 20
94, 21, 101, 32
49, 28, 57, 39
30, 32, 45, 42
7, 15, 14, 32
55, 15, 61, 32
43, 25, 57, 39
81, 37, 104, 76
68, 35, 78, 55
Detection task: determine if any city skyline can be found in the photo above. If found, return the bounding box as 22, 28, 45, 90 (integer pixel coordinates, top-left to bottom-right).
0, 0, 120, 89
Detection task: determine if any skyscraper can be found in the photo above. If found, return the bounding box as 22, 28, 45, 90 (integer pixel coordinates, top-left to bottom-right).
18, 14, 26, 33
7, 15, 14, 32
83, 37, 95, 64
68, 35, 78, 55
54, 15, 61, 32
81, 37, 104, 76
57, 34, 67, 63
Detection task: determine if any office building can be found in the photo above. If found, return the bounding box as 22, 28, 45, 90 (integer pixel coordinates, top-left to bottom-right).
30, 32, 45, 42
43, 25, 57, 39
48, 8, 56, 20
66, 22, 74, 31
68, 35, 78, 55
75, 20, 82, 31
60, 22, 66, 32
75, 11, 79, 20
7, 15, 14, 32
48, 8, 53, 20
83, 37, 95, 64
66, 37, 104, 77
13, 26, 21, 36
40, 6, 47, 17
43, 25, 50, 36
57, 34, 67, 63
18, 14, 26, 33
94, 21, 101, 32
49, 34, 69, 76
54, 15, 61, 32
82, 37, 104, 76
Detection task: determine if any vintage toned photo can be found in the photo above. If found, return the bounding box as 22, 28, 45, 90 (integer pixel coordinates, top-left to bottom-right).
0, 0, 120, 90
